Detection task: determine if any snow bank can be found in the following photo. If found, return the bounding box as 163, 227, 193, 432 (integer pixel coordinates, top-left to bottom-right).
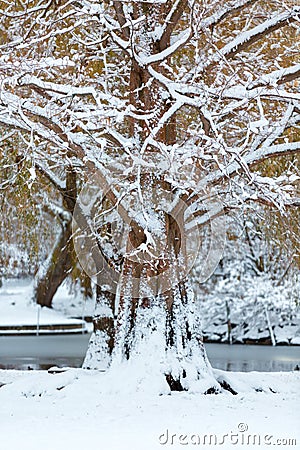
0, 279, 87, 333
0, 368, 299, 450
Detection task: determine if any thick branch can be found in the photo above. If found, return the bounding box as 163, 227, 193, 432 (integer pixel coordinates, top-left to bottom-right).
113, 1, 130, 40
247, 64, 300, 89
158, 0, 189, 51
221, 8, 299, 60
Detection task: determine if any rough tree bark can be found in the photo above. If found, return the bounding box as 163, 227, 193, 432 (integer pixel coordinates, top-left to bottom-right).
34, 169, 77, 307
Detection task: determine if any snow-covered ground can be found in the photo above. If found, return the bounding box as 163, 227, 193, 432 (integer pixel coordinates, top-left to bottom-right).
52, 277, 95, 318
0, 279, 299, 449
0, 278, 88, 333
0, 368, 299, 450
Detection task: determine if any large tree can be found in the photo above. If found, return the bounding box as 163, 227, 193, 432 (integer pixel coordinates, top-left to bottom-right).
0, 0, 299, 392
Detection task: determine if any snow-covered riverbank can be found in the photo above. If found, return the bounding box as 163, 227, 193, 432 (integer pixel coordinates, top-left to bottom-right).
0, 278, 89, 334
198, 274, 300, 346
0, 368, 299, 450
1, 278, 299, 346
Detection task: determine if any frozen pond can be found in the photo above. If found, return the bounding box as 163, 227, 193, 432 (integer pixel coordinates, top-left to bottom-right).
0, 334, 299, 371
206, 342, 300, 372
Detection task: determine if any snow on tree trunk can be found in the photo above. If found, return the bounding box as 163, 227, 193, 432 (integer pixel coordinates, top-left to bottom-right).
110, 272, 219, 393
83, 286, 115, 370
82, 189, 221, 392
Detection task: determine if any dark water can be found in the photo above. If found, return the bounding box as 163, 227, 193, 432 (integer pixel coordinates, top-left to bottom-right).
0, 334, 90, 370
0, 334, 299, 371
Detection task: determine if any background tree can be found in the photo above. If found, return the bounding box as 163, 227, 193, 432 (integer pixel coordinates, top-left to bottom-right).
0, 129, 91, 306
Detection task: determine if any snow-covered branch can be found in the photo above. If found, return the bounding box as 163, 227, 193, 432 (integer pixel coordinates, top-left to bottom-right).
157, 0, 189, 50
35, 161, 66, 193
199, 0, 259, 30
247, 64, 300, 89
204, 7, 300, 69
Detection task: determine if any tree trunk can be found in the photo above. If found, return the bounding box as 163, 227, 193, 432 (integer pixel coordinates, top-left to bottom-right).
84, 4, 220, 392
33, 168, 77, 308
34, 218, 73, 307
83, 284, 115, 370
108, 207, 220, 393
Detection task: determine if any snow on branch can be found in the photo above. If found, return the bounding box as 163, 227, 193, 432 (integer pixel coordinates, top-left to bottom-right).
0, 56, 75, 72
247, 64, 300, 89
204, 7, 300, 69
17, 75, 124, 110
35, 161, 66, 193
148, 67, 206, 106
216, 85, 300, 103
1, 20, 85, 51
246, 141, 300, 167
0, 93, 137, 226
199, 0, 259, 30
221, 7, 299, 58
136, 29, 192, 66
0, 90, 87, 161
156, 0, 189, 48
250, 103, 296, 152
187, 141, 300, 206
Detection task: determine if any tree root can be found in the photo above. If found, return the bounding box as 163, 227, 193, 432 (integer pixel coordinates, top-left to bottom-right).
165, 373, 238, 394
